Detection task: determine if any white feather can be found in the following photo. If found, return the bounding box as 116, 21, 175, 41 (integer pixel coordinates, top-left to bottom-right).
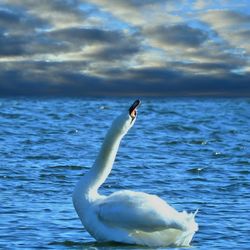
72, 101, 198, 247
97, 190, 187, 231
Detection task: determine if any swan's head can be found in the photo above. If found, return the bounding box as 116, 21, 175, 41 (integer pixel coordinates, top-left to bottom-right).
112, 99, 141, 136
129, 99, 141, 121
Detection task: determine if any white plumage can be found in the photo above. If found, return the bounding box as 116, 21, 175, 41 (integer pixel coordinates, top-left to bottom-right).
72, 100, 198, 247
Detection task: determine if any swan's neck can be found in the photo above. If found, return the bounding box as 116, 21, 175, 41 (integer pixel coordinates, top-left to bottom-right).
89, 126, 123, 193
75, 118, 125, 199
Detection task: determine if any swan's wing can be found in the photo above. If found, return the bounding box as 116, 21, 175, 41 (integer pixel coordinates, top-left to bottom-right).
97, 190, 186, 232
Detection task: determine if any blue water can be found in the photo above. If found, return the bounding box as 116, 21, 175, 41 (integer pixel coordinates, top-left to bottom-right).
0, 98, 249, 250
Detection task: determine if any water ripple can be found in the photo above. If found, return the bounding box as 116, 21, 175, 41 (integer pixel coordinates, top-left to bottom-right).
0, 97, 249, 249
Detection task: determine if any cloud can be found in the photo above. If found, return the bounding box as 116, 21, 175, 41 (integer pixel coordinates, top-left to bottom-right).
1, 67, 247, 98
0, 29, 68, 57
0, 7, 49, 34
145, 24, 208, 48
0, 33, 25, 56
0, 8, 20, 25
1, 54, 250, 97
0, 0, 249, 96
49, 27, 123, 46
2, 0, 86, 29
202, 9, 250, 29
88, 0, 182, 27
201, 9, 250, 53
45, 27, 141, 63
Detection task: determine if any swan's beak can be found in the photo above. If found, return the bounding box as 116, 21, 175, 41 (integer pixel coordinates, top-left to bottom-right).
129, 99, 141, 119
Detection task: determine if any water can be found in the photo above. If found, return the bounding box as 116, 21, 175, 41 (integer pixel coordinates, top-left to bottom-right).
0, 97, 249, 250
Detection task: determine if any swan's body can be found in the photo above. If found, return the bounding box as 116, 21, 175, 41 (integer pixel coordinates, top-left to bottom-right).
73, 100, 198, 247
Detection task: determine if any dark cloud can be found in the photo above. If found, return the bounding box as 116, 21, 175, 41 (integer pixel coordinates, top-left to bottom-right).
147, 24, 208, 48
0, 5, 52, 56
0, 6, 50, 33
88, 34, 141, 61
0, 71, 51, 96
105, 0, 162, 8
0, 9, 20, 24
1, 63, 249, 97
4, 0, 86, 26
218, 10, 250, 25
237, 29, 250, 40
0, 31, 69, 56
88, 0, 162, 10
0, 1, 249, 97
49, 27, 123, 45
48, 27, 141, 60
181, 74, 250, 96
128, 68, 180, 82
0, 33, 26, 56
171, 60, 245, 76
94, 43, 140, 61
105, 68, 250, 96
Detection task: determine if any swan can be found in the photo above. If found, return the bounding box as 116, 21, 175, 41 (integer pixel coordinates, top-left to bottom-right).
72, 100, 198, 247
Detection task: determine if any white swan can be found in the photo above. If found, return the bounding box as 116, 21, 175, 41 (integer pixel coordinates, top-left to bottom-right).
72, 100, 198, 247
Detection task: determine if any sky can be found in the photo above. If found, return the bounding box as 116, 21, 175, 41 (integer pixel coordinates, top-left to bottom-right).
0, 0, 250, 97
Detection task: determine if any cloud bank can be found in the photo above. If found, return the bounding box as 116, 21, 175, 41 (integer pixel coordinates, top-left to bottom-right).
0, 0, 250, 96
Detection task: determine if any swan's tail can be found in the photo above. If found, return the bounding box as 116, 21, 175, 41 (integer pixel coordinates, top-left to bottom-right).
131, 227, 196, 247
193, 208, 199, 218
184, 209, 199, 232
130, 210, 198, 247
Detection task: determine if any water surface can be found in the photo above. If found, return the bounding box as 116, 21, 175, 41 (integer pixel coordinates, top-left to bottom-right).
0, 98, 249, 249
